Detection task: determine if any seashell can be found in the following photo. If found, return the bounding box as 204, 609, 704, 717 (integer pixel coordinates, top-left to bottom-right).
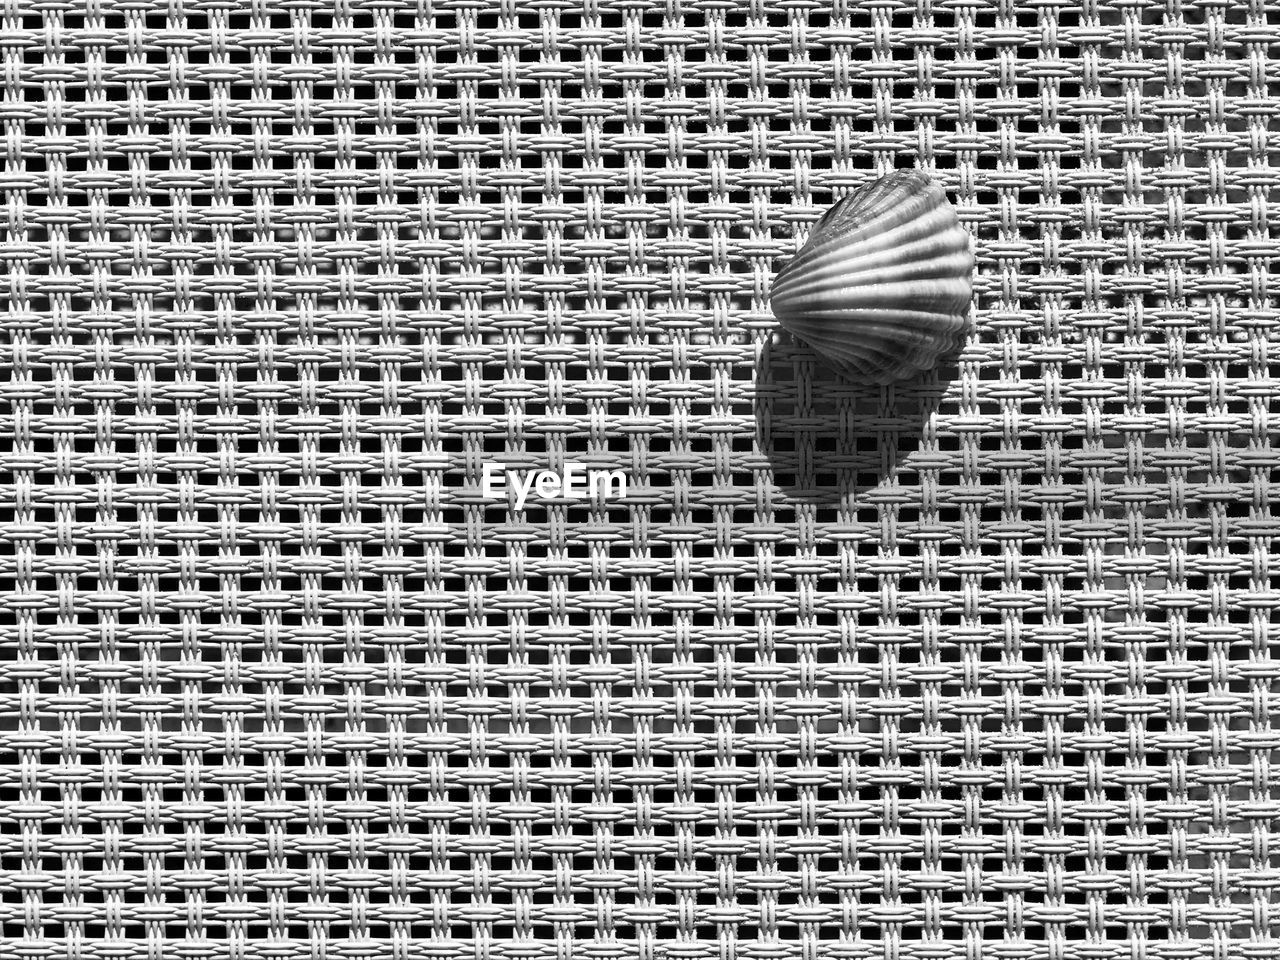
769, 169, 974, 384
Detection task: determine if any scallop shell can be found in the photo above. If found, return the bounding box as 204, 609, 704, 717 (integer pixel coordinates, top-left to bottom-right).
769, 170, 974, 384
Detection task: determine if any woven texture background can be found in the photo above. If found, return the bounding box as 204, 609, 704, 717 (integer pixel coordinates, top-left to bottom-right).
1, 0, 1278, 957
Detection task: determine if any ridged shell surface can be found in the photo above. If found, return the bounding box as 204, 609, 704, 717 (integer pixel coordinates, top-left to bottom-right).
769, 170, 974, 384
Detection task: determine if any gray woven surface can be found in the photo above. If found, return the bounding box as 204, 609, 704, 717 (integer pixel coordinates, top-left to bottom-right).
1, 0, 1278, 957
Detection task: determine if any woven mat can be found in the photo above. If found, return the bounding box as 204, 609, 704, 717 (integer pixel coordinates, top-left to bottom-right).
1, 1, 1278, 957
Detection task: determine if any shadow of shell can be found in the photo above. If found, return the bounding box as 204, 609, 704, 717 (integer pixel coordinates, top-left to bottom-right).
753, 332, 960, 505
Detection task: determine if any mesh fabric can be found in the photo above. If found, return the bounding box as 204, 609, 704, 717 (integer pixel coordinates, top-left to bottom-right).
1, 1, 1278, 958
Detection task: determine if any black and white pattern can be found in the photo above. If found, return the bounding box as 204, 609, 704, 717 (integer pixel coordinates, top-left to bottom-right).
0, 1, 1278, 957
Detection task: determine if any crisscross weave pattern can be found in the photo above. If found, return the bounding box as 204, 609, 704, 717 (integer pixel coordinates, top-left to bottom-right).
1, 1, 1278, 958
